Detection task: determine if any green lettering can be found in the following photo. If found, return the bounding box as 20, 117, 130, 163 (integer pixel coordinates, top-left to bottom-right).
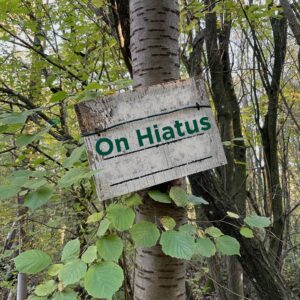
185, 120, 199, 134
115, 137, 129, 152
162, 126, 175, 140
174, 120, 185, 137
200, 117, 211, 131
96, 137, 114, 156
136, 127, 154, 146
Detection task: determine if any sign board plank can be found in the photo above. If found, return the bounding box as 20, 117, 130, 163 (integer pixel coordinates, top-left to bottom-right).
75, 77, 227, 201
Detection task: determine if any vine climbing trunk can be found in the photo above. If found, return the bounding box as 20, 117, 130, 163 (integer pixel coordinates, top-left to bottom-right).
130, 1, 187, 299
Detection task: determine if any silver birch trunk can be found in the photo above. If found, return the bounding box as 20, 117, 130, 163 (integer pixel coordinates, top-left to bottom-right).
130, 0, 187, 299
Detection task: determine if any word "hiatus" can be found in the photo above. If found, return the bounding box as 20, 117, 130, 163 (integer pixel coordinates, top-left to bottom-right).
95, 117, 211, 156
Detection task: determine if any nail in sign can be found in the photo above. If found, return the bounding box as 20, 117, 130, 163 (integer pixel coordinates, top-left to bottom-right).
75, 77, 227, 201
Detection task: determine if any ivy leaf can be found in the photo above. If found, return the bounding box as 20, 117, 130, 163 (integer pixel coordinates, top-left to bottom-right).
86, 212, 103, 224
52, 290, 78, 300
97, 218, 110, 237
35, 280, 56, 297
106, 204, 135, 231
205, 226, 223, 238
14, 250, 52, 274
194, 237, 216, 257
187, 195, 208, 205
84, 262, 124, 299
130, 221, 160, 247
24, 186, 53, 210
216, 235, 240, 256
61, 239, 80, 262
160, 216, 176, 231
244, 215, 270, 228
125, 193, 143, 207
96, 235, 123, 262
240, 227, 254, 238
169, 187, 189, 207
148, 190, 172, 204
0, 185, 20, 201
63, 145, 85, 168
59, 259, 87, 286
160, 230, 195, 259
81, 245, 98, 264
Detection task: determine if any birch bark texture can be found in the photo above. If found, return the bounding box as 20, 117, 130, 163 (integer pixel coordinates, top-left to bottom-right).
130, 1, 186, 299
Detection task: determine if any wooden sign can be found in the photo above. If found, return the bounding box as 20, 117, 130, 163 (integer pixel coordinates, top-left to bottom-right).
75, 77, 227, 201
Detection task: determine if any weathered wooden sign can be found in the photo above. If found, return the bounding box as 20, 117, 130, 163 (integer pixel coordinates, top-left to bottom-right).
75, 77, 227, 201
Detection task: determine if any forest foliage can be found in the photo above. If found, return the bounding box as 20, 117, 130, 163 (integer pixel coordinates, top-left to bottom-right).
0, 0, 299, 299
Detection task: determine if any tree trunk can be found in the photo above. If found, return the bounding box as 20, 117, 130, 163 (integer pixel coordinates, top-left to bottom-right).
16, 273, 27, 300
130, 1, 186, 299
190, 171, 294, 300
202, 1, 246, 298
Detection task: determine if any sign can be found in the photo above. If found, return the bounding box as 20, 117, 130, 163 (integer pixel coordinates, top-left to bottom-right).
75, 77, 227, 201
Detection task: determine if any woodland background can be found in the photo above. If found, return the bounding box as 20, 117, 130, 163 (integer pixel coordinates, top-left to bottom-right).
0, 0, 299, 299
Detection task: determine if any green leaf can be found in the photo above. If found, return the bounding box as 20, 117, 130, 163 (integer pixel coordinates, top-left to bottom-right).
130, 221, 160, 247
169, 186, 189, 207
84, 262, 124, 299
48, 264, 63, 276
0, 185, 20, 201
240, 227, 254, 238
216, 235, 240, 256
97, 218, 110, 237
35, 280, 56, 297
81, 245, 97, 264
85, 82, 102, 90
106, 204, 135, 231
179, 224, 197, 235
125, 193, 143, 207
160, 216, 176, 231
63, 145, 85, 168
227, 211, 240, 219
244, 215, 270, 228
16, 134, 36, 147
27, 296, 47, 300
52, 290, 78, 300
86, 212, 103, 224
160, 230, 195, 259
16, 126, 51, 147
59, 259, 87, 286
194, 237, 216, 257
205, 226, 223, 238
58, 167, 94, 188
187, 195, 209, 205
91, 0, 104, 8
50, 91, 67, 102
24, 186, 53, 210
148, 190, 171, 204
61, 239, 80, 262
23, 178, 48, 190
96, 235, 123, 262
14, 250, 52, 274
0, 112, 27, 125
